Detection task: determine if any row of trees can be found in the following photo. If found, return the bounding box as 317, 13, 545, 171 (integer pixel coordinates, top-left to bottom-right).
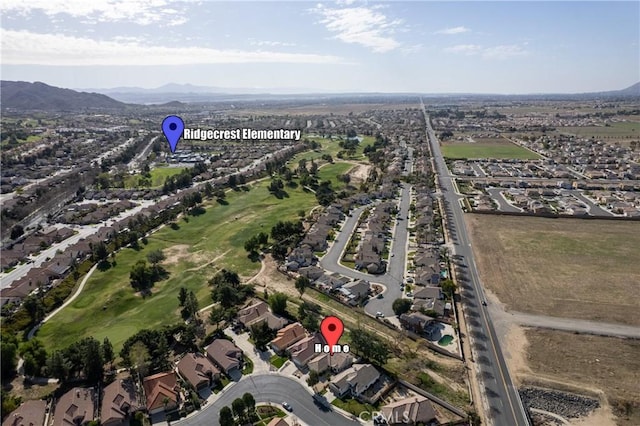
218, 393, 257, 426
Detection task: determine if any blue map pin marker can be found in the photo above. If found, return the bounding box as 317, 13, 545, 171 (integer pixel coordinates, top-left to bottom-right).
162, 115, 185, 153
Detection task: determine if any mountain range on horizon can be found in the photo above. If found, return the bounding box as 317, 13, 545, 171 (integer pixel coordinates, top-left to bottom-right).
1, 80, 639, 111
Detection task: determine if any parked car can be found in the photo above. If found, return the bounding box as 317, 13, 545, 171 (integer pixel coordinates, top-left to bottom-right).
375, 312, 385, 318
282, 402, 293, 412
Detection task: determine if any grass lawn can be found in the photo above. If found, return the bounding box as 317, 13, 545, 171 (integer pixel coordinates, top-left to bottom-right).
243, 356, 254, 375
331, 397, 378, 417
441, 141, 540, 160
557, 121, 639, 143
212, 376, 231, 394
269, 354, 287, 369
317, 162, 355, 190
255, 405, 286, 425
37, 179, 317, 353
124, 167, 187, 189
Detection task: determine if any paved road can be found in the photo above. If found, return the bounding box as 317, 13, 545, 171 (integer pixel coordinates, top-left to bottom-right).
486, 188, 522, 213
318, 182, 412, 318
177, 374, 359, 426
0, 200, 158, 289
421, 101, 530, 426
502, 311, 640, 339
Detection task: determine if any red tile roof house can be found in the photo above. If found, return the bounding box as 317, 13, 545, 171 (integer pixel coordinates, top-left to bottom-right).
2, 399, 46, 426
142, 372, 180, 415
52, 387, 95, 426
177, 353, 221, 392
205, 339, 244, 375
101, 379, 142, 426
270, 322, 306, 354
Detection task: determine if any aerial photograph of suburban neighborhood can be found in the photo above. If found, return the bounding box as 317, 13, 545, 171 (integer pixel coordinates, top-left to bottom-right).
0, 1, 638, 426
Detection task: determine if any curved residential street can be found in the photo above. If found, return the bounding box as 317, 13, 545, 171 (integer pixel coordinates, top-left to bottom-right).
177, 374, 359, 426
319, 181, 412, 318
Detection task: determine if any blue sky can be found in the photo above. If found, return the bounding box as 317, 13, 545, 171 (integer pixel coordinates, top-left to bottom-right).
1, 1, 638, 93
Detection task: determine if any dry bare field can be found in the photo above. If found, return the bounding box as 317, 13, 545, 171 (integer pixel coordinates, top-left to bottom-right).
465, 214, 640, 325
524, 329, 640, 426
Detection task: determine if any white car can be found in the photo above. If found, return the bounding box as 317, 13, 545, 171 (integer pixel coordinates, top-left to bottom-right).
375, 312, 385, 318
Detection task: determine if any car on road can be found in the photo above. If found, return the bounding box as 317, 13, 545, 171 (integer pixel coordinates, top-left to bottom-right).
282, 402, 293, 411
377, 293, 383, 299
390, 253, 395, 257
375, 312, 385, 318
405, 292, 413, 297
481, 300, 487, 306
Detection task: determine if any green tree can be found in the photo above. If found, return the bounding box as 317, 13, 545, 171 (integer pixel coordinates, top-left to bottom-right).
307, 370, 320, 386
0, 333, 18, 379
129, 260, 152, 291
209, 305, 226, 331
219, 406, 234, 426
392, 298, 412, 316
295, 276, 310, 297
249, 321, 276, 351
129, 341, 150, 377
146, 249, 166, 271
91, 241, 109, 262
268, 292, 288, 316
242, 393, 256, 415
9, 225, 24, 240
244, 236, 259, 254
47, 351, 68, 381
103, 337, 114, 368
178, 287, 188, 306
349, 328, 390, 366
19, 339, 48, 377
441, 279, 457, 297
232, 397, 247, 422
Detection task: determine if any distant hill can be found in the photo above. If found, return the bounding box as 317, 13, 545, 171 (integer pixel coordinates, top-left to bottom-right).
602, 82, 640, 97
1, 81, 127, 111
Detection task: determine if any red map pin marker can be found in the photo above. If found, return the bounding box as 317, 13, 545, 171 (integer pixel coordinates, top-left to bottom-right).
320, 316, 344, 355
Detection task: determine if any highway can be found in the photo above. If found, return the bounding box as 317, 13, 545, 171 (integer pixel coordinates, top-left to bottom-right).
177, 374, 359, 426
421, 100, 530, 426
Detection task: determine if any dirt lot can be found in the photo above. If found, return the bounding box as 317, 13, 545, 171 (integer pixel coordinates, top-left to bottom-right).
465, 214, 640, 326
523, 329, 640, 426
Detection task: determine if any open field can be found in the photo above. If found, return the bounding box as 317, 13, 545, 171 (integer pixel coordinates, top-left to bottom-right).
441, 139, 540, 160
523, 329, 640, 425
465, 214, 640, 325
230, 103, 418, 115
557, 121, 640, 145
36, 180, 317, 352
123, 166, 187, 188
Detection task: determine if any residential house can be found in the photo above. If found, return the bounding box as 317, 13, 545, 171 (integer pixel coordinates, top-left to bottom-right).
289, 334, 324, 369
52, 387, 95, 426
286, 245, 317, 268
237, 300, 288, 330
177, 353, 221, 392
307, 351, 354, 374
2, 400, 46, 426
399, 312, 435, 334
101, 379, 141, 426
329, 364, 381, 401
342, 279, 370, 300
142, 372, 180, 415
381, 395, 437, 426
270, 323, 306, 354
266, 418, 290, 426
297, 266, 324, 280
205, 339, 243, 375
